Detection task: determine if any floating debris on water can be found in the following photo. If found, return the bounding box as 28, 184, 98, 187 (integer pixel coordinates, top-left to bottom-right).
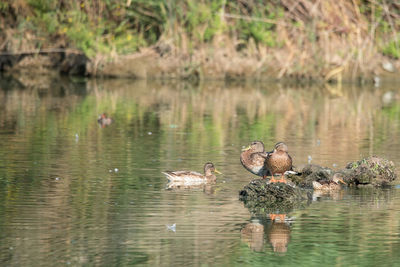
308, 155, 312, 164
316, 140, 321, 146
148, 131, 152, 135
55, 177, 60, 181
75, 133, 79, 142
166, 223, 176, 232
114, 168, 119, 172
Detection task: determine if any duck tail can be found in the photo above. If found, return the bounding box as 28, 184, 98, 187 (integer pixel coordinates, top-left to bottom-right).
162, 171, 175, 180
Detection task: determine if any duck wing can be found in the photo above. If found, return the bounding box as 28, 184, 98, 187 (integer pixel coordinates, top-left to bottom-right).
162, 170, 204, 181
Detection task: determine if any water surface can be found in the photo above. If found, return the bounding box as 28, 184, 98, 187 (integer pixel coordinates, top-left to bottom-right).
0, 77, 400, 266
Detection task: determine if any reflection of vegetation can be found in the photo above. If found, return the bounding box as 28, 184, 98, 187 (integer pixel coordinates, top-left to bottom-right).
0, 78, 400, 265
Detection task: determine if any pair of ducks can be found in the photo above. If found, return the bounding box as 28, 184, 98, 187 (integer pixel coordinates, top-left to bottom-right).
240, 141, 292, 184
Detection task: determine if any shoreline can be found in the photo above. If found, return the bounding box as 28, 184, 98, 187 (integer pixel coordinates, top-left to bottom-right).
1, 47, 400, 84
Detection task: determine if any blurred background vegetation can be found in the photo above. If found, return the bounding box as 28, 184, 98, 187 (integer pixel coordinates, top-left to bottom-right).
1, 0, 400, 79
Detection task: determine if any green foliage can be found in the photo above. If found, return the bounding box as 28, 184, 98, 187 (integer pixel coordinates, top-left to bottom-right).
382, 39, 400, 59
2, 0, 400, 59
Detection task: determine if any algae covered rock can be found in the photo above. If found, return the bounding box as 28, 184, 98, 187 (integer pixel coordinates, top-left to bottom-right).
239, 179, 309, 214
342, 156, 397, 186
289, 157, 396, 187
288, 164, 334, 188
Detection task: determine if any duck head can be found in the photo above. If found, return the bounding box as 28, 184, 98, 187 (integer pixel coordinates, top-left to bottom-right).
204, 162, 222, 176
274, 142, 289, 153
332, 173, 346, 185
242, 141, 265, 153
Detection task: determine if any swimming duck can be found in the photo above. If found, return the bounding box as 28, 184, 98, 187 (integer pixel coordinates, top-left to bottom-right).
312, 173, 347, 191
162, 162, 221, 184
240, 141, 271, 178
98, 113, 113, 127
264, 142, 292, 183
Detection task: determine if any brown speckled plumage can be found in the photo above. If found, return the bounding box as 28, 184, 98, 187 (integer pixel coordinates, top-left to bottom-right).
162, 162, 220, 184
313, 173, 346, 191
265, 142, 292, 183
240, 141, 271, 178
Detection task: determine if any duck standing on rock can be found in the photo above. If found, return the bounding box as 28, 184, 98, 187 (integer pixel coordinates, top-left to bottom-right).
162, 162, 221, 184
313, 173, 347, 191
240, 141, 271, 179
264, 142, 292, 184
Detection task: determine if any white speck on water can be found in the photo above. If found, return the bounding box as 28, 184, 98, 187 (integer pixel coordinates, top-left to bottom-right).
308, 155, 312, 164
9, 247, 13, 250
148, 131, 152, 135
114, 168, 119, 172
75, 133, 79, 142
109, 169, 113, 173
55, 177, 60, 181
166, 223, 176, 232
332, 163, 338, 168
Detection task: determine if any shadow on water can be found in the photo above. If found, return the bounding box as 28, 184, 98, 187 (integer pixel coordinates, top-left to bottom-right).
0, 75, 400, 265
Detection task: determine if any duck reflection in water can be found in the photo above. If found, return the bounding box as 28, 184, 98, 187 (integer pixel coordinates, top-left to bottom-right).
268, 217, 291, 253
240, 215, 291, 254
240, 218, 265, 252
165, 182, 216, 195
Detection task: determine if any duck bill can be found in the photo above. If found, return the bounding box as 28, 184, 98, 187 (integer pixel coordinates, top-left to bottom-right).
338, 179, 347, 185
214, 169, 222, 174
242, 146, 251, 151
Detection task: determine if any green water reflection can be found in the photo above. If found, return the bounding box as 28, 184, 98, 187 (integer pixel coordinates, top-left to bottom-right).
0, 76, 399, 266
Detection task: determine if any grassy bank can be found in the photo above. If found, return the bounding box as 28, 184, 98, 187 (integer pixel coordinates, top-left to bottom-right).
1, 0, 400, 81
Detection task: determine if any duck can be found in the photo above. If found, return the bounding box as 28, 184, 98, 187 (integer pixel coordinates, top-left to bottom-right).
98, 113, 113, 127
162, 162, 221, 184
264, 142, 292, 183
240, 141, 271, 178
312, 173, 347, 191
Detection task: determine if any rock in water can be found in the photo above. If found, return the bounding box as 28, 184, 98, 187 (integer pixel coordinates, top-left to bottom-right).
288, 157, 396, 188
288, 164, 334, 188
239, 179, 309, 215
342, 156, 397, 187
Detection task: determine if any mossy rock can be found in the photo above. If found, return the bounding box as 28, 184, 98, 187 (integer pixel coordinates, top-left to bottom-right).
288, 157, 396, 188
288, 164, 334, 188
239, 179, 310, 215
342, 156, 397, 186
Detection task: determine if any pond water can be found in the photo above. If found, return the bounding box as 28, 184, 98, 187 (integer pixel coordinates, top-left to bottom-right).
0, 77, 400, 266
